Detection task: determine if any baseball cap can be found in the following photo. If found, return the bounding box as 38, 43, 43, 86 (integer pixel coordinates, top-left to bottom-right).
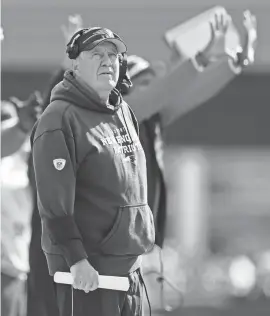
67, 27, 127, 58
118, 55, 152, 96
127, 55, 151, 79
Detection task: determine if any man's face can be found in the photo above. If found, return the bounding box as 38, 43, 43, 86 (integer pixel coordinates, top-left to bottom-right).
76, 41, 120, 92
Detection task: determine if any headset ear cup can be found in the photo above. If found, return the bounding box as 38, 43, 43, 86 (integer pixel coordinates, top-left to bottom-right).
66, 41, 80, 59
66, 45, 73, 59
117, 53, 132, 93
70, 45, 79, 59
66, 29, 86, 60
119, 53, 127, 80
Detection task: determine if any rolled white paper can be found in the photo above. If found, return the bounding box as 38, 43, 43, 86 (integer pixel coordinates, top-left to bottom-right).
54, 272, 130, 292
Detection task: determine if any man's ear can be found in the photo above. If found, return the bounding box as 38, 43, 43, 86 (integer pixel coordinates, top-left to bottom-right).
150, 60, 168, 78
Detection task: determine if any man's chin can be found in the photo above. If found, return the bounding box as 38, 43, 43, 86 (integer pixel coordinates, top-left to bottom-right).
102, 80, 116, 90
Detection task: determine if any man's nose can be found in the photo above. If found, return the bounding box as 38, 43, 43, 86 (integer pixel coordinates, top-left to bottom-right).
101, 52, 112, 66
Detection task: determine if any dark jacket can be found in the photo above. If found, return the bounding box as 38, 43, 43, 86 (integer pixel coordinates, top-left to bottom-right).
31, 70, 155, 276
139, 114, 166, 247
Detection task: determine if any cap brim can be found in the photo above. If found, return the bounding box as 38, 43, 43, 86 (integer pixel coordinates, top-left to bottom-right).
91, 38, 127, 53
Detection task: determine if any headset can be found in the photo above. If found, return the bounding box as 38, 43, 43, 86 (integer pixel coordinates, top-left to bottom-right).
66, 28, 132, 93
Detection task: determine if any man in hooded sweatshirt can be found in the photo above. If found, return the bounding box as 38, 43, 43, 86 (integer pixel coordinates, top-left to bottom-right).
31, 27, 155, 316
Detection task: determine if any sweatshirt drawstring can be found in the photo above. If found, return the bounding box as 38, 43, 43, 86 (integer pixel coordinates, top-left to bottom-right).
71, 286, 74, 316
138, 269, 152, 316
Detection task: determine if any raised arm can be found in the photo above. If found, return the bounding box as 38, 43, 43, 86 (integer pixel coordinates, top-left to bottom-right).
1, 114, 27, 158
160, 10, 257, 127
1, 93, 41, 158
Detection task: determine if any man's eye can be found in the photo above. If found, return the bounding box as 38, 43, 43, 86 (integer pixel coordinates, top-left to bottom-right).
92, 53, 101, 58
140, 80, 151, 86
109, 53, 118, 59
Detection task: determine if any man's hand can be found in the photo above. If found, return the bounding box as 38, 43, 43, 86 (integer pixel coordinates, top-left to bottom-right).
70, 259, 99, 293
61, 14, 83, 69
227, 10, 257, 71
201, 12, 230, 62
241, 10, 257, 65
9, 91, 42, 133
61, 14, 83, 45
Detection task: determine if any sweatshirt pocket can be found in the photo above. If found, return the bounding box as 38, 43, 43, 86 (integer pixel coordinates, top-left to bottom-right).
99, 204, 155, 256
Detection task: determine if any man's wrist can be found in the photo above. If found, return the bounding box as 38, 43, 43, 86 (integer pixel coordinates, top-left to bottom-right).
235, 51, 250, 68
195, 51, 210, 68
192, 51, 211, 72
70, 258, 88, 269
247, 29, 257, 44
228, 58, 242, 75
226, 44, 252, 74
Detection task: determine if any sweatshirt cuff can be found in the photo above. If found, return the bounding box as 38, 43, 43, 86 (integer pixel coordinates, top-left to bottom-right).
191, 53, 207, 72
61, 239, 88, 267
228, 58, 242, 75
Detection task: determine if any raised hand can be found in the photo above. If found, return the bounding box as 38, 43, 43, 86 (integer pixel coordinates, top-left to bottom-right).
241, 10, 257, 65
61, 14, 83, 45
201, 12, 231, 62
61, 14, 84, 68
243, 10, 257, 43
9, 91, 42, 133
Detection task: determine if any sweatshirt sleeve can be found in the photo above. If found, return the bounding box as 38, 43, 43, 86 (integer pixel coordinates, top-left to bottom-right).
32, 127, 87, 267
125, 58, 200, 123
160, 57, 241, 127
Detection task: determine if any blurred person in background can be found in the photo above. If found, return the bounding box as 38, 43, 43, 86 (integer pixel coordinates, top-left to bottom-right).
1, 26, 41, 158
1, 144, 33, 316
1, 97, 40, 316
1, 94, 41, 316
1, 94, 42, 158
1, 26, 42, 316
1, 93, 43, 316
26, 10, 257, 316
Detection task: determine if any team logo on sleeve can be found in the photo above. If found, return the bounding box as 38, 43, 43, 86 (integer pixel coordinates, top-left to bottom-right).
53, 159, 66, 171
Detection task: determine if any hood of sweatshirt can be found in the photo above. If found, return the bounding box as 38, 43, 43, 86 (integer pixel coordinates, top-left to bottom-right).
50, 70, 123, 114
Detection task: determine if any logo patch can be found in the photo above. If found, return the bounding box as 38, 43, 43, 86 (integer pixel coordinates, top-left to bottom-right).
53, 159, 66, 171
